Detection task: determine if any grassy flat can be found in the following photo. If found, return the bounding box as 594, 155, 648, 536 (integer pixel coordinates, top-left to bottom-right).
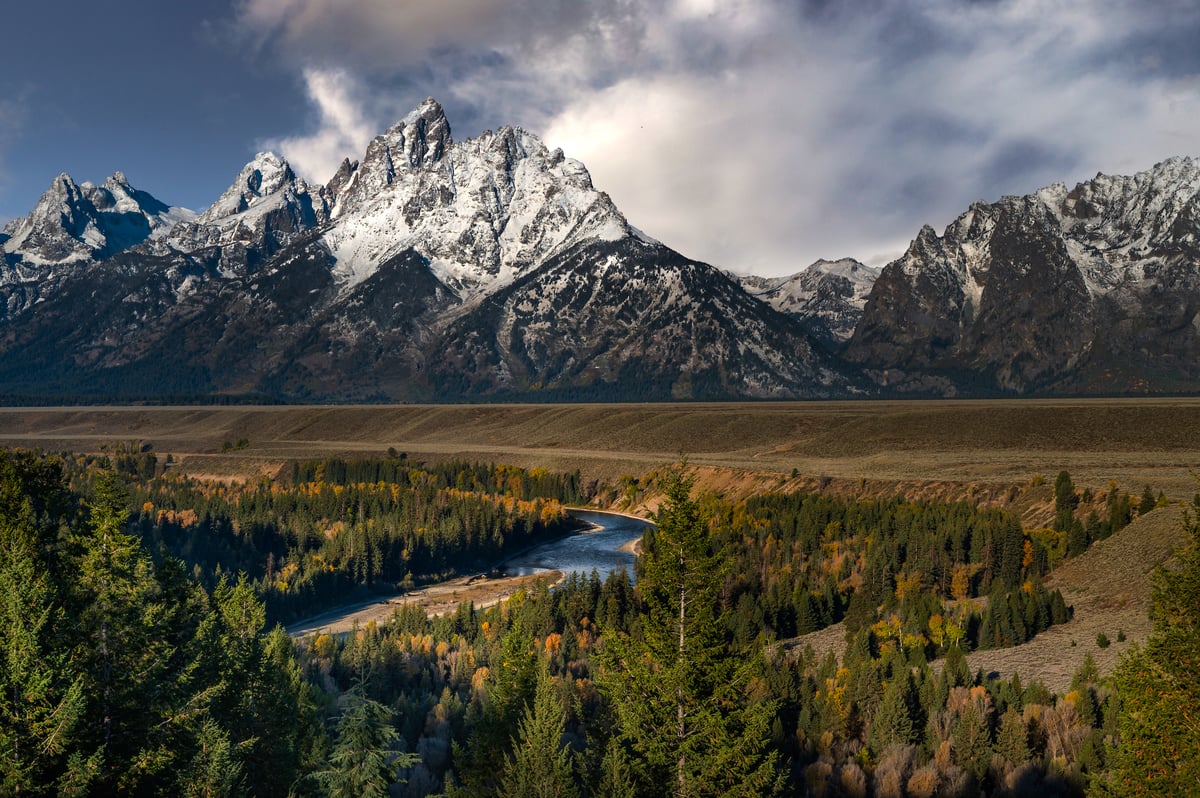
0, 398, 1196, 497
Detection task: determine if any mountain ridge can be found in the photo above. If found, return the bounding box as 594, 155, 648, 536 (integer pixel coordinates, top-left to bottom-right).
0, 99, 852, 402
2, 100, 1199, 401
846, 155, 1200, 396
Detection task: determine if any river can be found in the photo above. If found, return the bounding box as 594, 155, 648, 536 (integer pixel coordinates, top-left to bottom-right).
498, 509, 651, 582
287, 508, 651, 636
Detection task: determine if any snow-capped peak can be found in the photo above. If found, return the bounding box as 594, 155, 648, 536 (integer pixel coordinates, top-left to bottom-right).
322, 100, 632, 297
157, 151, 326, 269
199, 151, 301, 223
2, 170, 193, 267
329, 99, 454, 217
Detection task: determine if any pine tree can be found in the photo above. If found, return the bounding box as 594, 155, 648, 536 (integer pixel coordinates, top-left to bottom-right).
994, 708, 1029, 767
951, 702, 991, 783
868, 673, 916, 756
74, 471, 169, 789
1066, 518, 1088, 558
595, 739, 638, 798
1138, 485, 1156, 516
597, 467, 779, 797
449, 617, 538, 796
0, 454, 90, 794
499, 665, 579, 798
316, 689, 418, 798
943, 644, 970, 688
1054, 471, 1079, 521
182, 720, 244, 798
251, 625, 325, 793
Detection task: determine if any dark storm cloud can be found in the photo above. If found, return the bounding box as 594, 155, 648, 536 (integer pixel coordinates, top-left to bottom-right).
237, 0, 1200, 275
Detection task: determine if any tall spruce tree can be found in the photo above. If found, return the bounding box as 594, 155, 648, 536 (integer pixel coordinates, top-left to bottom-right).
0, 453, 91, 794
597, 467, 779, 797
448, 616, 538, 796
595, 740, 637, 798
499, 664, 579, 798
951, 702, 992, 784
994, 707, 1030, 768
316, 689, 418, 798
74, 471, 169, 790
868, 672, 916, 756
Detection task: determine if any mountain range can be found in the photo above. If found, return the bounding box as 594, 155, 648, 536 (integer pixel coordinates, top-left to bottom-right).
2, 98, 1198, 402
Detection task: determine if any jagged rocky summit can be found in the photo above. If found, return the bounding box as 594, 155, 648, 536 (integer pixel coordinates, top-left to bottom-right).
2, 98, 1199, 402
0, 99, 849, 402
735, 259, 880, 344
845, 156, 1200, 396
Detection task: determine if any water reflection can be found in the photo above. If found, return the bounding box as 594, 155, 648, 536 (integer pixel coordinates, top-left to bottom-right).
497, 509, 651, 582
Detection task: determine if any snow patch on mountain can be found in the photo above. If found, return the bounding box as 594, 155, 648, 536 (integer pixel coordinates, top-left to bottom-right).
2, 172, 194, 271
737, 258, 880, 341
1039, 156, 1200, 296
322, 120, 630, 299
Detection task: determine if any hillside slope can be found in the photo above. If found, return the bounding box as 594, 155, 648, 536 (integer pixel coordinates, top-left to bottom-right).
964, 506, 1187, 691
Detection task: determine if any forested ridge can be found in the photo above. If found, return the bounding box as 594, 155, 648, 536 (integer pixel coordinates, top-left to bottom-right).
1, 448, 1195, 796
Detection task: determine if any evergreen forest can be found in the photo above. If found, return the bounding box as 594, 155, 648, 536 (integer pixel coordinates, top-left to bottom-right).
1, 447, 1196, 797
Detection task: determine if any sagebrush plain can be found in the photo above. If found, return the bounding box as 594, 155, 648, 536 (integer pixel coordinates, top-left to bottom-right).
0, 398, 1195, 497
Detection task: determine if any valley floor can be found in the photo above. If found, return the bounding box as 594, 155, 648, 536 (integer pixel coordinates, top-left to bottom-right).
0, 398, 1196, 497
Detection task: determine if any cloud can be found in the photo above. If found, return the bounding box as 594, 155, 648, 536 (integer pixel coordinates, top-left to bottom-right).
236, 0, 1200, 275
234, 0, 637, 78
259, 68, 378, 185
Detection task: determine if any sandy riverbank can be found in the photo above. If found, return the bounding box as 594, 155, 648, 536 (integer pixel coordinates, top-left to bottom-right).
287, 570, 564, 637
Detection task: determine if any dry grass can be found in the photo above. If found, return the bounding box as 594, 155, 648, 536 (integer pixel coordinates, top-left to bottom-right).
0, 399, 1197, 497
964, 506, 1187, 692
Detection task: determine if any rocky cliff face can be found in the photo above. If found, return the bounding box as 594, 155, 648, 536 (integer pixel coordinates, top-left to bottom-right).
845, 157, 1200, 395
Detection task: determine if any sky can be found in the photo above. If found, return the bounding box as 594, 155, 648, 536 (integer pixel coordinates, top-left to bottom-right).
2, 0, 1200, 275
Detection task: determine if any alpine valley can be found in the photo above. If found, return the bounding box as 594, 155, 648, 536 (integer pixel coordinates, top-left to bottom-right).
2, 98, 1199, 402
